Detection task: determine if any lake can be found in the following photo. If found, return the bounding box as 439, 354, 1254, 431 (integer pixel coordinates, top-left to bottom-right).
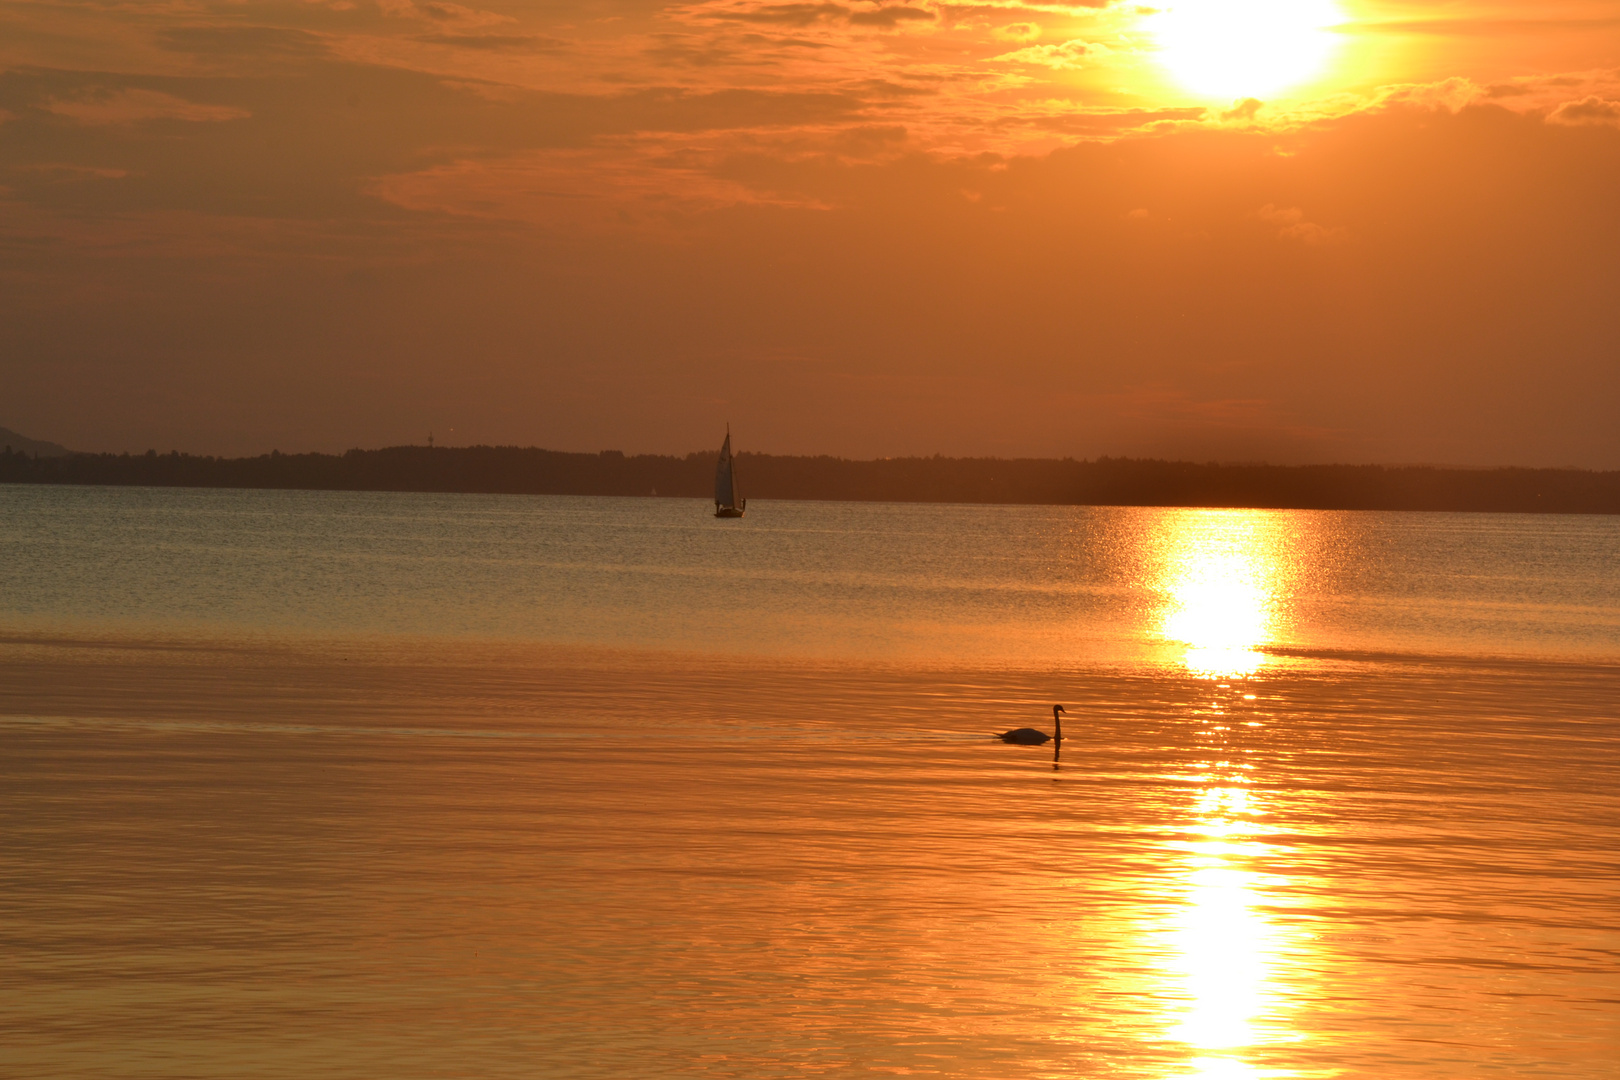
2, 485, 1617, 1078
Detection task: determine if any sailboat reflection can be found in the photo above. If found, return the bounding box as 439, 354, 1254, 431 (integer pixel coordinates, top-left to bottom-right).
1155, 510, 1292, 677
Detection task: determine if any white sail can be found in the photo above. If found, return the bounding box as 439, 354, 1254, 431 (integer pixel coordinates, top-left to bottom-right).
714, 432, 734, 506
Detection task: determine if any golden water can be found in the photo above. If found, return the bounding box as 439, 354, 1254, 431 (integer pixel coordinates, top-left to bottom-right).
1, 489, 1616, 1077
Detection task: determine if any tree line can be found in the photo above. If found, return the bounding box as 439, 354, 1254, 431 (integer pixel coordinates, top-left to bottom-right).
2, 443, 1617, 514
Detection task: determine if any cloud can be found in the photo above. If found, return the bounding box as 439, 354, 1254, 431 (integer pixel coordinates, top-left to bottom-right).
832, 123, 908, 157
847, 5, 934, 28
991, 39, 1102, 69
414, 34, 566, 51
15, 162, 131, 180
646, 34, 756, 66
369, 146, 806, 231
1548, 95, 1620, 126
1359, 72, 1620, 122
1222, 98, 1263, 122
418, 2, 516, 28
933, 1, 1109, 15
1374, 77, 1485, 113
1349, 15, 1620, 37
1110, 382, 1282, 428
710, 2, 933, 29
45, 89, 250, 126
991, 22, 1041, 42
1028, 106, 1206, 134
716, 3, 853, 26
154, 26, 331, 60
1257, 204, 1347, 246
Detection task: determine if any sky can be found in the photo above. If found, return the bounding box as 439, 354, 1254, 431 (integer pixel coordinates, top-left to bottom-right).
1, 1, 1618, 465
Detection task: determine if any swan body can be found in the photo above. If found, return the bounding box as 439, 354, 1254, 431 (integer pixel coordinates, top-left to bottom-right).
996, 705, 1065, 745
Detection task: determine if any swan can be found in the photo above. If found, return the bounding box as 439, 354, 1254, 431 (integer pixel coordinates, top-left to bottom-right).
996, 705, 1064, 745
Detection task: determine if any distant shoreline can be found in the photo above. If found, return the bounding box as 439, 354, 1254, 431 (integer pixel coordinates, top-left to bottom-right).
2, 444, 1617, 515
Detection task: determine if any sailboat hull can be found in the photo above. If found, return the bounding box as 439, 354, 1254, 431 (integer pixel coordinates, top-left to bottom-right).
714, 505, 745, 518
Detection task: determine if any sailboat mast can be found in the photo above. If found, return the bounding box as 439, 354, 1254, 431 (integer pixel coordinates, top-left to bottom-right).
715, 425, 733, 508
713, 424, 745, 516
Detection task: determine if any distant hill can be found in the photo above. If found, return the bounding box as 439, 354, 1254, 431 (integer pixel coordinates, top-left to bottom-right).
0, 426, 72, 457
2, 442, 1618, 514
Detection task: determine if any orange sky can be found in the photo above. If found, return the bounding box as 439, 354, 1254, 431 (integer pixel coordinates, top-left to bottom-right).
2, 1, 1618, 464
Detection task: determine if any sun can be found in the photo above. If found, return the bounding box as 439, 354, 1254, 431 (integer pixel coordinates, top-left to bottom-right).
1149, 0, 1345, 101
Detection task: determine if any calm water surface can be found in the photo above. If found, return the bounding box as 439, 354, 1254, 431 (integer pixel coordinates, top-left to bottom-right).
1, 486, 1617, 1079
2, 485, 1618, 665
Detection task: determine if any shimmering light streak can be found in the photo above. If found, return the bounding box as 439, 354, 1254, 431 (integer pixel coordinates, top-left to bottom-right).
1162, 784, 1294, 1078
1155, 511, 1290, 677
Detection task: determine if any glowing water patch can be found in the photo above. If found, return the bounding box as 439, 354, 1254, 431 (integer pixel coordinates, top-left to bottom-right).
1161, 785, 1297, 1078
1155, 510, 1287, 677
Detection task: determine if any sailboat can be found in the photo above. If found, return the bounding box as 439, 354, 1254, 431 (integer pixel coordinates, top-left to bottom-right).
714, 426, 746, 518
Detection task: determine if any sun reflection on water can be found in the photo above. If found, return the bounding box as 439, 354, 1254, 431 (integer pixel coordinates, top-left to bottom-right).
1160, 782, 1293, 1078
1144, 513, 1303, 1073
1155, 511, 1292, 677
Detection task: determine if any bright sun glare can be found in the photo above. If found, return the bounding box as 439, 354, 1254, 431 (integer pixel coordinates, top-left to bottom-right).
1150, 0, 1345, 100
1158, 512, 1283, 678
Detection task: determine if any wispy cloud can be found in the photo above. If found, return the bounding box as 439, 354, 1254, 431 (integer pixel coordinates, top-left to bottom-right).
1257, 204, 1348, 246
991, 38, 1104, 68
46, 89, 250, 125
414, 34, 566, 51
1549, 95, 1620, 126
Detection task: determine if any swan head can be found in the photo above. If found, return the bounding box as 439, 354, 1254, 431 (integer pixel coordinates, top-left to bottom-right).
1052, 704, 1066, 717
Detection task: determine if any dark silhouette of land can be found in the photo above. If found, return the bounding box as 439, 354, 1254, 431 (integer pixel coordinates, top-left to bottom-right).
3, 442, 1617, 513
0, 426, 72, 458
